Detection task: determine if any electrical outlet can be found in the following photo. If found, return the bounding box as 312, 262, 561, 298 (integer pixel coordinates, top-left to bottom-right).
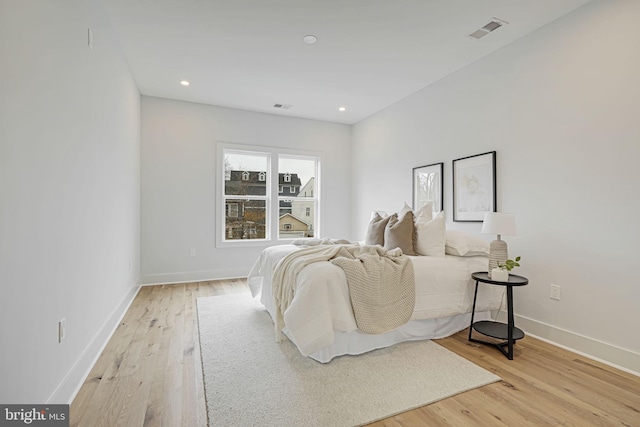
550, 284, 561, 301
190, 248, 196, 257
58, 319, 66, 343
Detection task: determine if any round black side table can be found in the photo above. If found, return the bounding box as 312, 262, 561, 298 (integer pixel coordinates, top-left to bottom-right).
468, 272, 528, 360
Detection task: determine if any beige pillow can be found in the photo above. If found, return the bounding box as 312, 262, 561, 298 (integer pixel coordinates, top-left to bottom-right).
399, 202, 413, 220
365, 213, 390, 246
384, 212, 416, 255
415, 210, 446, 257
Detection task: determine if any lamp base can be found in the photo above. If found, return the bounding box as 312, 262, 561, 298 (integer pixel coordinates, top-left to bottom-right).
488, 240, 508, 278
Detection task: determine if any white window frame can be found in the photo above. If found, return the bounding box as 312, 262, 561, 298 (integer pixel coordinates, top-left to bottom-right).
216, 142, 322, 248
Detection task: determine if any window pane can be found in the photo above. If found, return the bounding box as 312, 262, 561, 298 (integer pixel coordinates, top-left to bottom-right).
224, 152, 268, 196
279, 198, 293, 217
279, 200, 315, 239
278, 157, 315, 198
224, 199, 266, 240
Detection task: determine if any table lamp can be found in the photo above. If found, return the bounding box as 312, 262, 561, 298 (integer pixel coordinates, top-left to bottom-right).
481, 212, 516, 278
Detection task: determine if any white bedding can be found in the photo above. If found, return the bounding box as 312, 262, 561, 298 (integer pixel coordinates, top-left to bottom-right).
248, 244, 504, 362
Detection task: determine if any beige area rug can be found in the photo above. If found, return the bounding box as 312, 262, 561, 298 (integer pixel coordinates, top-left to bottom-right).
197, 293, 500, 427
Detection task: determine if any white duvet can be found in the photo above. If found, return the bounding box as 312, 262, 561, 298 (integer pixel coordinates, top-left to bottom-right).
248, 244, 504, 358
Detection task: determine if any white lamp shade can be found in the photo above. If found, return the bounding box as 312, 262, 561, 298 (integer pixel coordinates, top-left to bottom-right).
481, 212, 516, 236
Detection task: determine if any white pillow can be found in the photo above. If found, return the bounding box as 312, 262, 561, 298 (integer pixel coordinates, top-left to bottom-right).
445, 230, 490, 257
415, 210, 445, 257
413, 202, 434, 223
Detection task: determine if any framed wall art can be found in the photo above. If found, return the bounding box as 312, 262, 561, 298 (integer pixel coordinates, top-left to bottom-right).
452, 151, 496, 222
412, 162, 443, 213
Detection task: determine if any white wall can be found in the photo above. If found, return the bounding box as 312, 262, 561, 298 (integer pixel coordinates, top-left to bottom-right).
0, 0, 141, 403
141, 97, 351, 284
352, 0, 640, 372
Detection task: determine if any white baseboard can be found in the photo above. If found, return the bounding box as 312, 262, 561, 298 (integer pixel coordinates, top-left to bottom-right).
141, 268, 249, 286
497, 311, 640, 377
47, 281, 141, 404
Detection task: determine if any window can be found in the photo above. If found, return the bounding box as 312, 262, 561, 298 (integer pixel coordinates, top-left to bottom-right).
218, 143, 320, 246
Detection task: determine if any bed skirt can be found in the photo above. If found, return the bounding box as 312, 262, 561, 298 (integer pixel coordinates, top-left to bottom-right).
283, 311, 491, 363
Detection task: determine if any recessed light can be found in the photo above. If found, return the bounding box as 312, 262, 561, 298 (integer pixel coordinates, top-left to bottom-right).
338, 106, 347, 112
180, 80, 190, 86
303, 35, 318, 44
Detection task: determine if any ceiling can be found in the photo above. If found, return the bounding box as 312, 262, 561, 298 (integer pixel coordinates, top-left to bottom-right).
101, 0, 593, 125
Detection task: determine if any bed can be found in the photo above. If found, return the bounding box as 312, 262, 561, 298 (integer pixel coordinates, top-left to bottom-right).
247, 241, 505, 363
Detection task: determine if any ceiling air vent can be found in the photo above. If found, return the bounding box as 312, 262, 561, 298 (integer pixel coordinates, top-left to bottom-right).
273, 103, 293, 110
469, 18, 508, 39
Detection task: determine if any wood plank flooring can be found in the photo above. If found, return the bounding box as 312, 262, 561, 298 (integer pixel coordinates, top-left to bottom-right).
70, 279, 640, 426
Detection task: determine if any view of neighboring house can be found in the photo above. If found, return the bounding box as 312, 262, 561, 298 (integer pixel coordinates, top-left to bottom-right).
224, 170, 268, 239
278, 213, 312, 238
278, 172, 302, 216
224, 170, 314, 239
291, 177, 315, 232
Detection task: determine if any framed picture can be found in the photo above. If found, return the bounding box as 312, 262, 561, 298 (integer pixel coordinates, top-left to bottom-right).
452, 151, 496, 222
412, 162, 443, 213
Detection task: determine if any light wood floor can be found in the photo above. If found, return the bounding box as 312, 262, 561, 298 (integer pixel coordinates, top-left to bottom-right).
70, 280, 640, 426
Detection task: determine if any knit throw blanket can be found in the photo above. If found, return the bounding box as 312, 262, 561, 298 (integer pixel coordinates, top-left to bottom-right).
272, 244, 415, 341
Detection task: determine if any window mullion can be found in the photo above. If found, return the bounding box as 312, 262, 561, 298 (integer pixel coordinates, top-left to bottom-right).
270, 153, 279, 241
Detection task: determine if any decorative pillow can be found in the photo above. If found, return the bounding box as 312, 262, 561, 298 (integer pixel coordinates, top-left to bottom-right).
445, 230, 490, 257
365, 212, 391, 246
384, 212, 416, 255
415, 210, 446, 257
398, 202, 413, 220
413, 202, 434, 223
369, 210, 388, 220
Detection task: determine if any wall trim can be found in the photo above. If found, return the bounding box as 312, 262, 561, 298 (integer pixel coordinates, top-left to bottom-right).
47, 280, 141, 404
141, 269, 249, 286
497, 311, 640, 377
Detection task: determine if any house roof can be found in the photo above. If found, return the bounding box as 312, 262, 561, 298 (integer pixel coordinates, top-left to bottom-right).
279, 213, 310, 227
278, 173, 302, 186
225, 171, 302, 195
